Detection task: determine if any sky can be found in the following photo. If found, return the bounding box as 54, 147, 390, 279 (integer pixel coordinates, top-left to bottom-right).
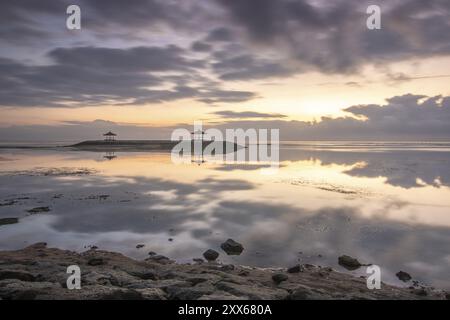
1, 0, 450, 141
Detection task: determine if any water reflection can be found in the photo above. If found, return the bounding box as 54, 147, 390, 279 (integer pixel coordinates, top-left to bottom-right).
278, 148, 450, 188
0, 143, 449, 290
103, 151, 117, 161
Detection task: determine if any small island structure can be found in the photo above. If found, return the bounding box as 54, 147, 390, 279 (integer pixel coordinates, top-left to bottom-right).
103, 131, 117, 142
68, 131, 242, 153
191, 130, 206, 142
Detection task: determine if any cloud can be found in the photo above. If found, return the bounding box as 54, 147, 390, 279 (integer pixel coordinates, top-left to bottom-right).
191, 41, 212, 52
2, 94, 450, 141
386, 72, 450, 84
0, 0, 206, 44
2, 0, 450, 68
210, 94, 450, 140
49, 45, 203, 72
1, 1, 450, 122
217, 0, 450, 74
212, 54, 295, 80
0, 46, 257, 107
213, 110, 288, 119
205, 27, 235, 42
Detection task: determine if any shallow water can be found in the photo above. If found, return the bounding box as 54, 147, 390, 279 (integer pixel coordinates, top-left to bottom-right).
1, 142, 450, 290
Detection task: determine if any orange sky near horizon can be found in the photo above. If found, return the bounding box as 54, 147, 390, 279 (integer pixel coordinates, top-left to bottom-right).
2, 55, 449, 128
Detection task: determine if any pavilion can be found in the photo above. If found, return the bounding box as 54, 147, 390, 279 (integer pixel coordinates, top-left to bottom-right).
103, 131, 117, 142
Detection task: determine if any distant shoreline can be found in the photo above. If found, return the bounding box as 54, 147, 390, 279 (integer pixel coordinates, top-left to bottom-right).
0, 140, 243, 152
1, 140, 450, 152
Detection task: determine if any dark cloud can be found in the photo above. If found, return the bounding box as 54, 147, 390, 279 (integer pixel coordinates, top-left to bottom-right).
217, 0, 450, 73
2, 0, 450, 90
0, 0, 65, 42
0, 46, 256, 107
191, 41, 212, 52
213, 110, 287, 119
205, 27, 235, 42
49, 45, 203, 72
212, 54, 294, 80
0, 0, 205, 44
1, 1, 450, 112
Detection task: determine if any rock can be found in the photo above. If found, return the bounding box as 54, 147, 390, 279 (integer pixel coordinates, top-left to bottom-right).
165, 285, 215, 300
0, 200, 17, 207
0, 218, 19, 226
220, 239, 244, 255
396, 271, 412, 282
0, 243, 444, 300
145, 254, 174, 264
215, 281, 288, 299
100, 289, 145, 300
193, 258, 204, 264
338, 255, 362, 270
27, 242, 47, 249
148, 251, 157, 256
0, 280, 61, 300
135, 288, 166, 300
0, 270, 36, 282
203, 249, 219, 262
411, 288, 427, 296
8, 289, 40, 300
136, 244, 145, 249
198, 292, 243, 300
26, 206, 50, 214
272, 273, 288, 284
322, 267, 333, 273
130, 271, 158, 281
220, 264, 235, 272
287, 265, 304, 273
288, 286, 315, 300
87, 258, 105, 266
185, 277, 210, 286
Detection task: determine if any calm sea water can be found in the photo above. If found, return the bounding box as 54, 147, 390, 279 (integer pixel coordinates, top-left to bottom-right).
1, 141, 450, 289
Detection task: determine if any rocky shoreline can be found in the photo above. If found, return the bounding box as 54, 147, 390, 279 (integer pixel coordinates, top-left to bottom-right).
0, 243, 448, 300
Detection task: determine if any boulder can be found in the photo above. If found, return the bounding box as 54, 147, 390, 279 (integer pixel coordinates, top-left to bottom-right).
220, 239, 244, 255
27, 206, 50, 214
396, 271, 412, 282
87, 258, 106, 266
338, 255, 362, 270
287, 265, 304, 273
272, 273, 288, 284
0, 218, 19, 226
0, 270, 36, 282
203, 249, 219, 262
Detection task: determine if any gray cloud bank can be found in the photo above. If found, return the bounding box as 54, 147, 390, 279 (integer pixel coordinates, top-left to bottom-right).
1, 94, 450, 141
0, 46, 255, 107
1, 0, 450, 108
